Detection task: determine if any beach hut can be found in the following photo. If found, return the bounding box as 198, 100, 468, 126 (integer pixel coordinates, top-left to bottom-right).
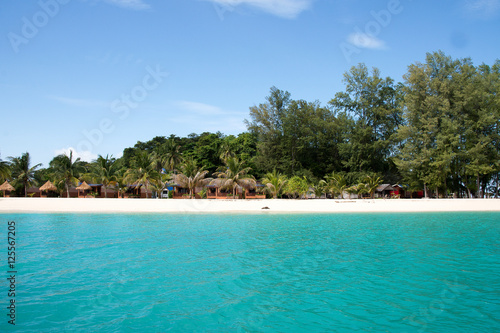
245, 184, 266, 199
39, 180, 57, 198
0, 181, 15, 197
76, 181, 92, 198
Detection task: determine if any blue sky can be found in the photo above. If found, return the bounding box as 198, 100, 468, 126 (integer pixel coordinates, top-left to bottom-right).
1, 0, 499, 167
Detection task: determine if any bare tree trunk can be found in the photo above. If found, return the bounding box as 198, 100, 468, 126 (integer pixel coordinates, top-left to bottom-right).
476, 175, 481, 198
66, 183, 70, 198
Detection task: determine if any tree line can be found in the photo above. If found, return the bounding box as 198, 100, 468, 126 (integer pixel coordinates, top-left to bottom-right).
1, 51, 499, 198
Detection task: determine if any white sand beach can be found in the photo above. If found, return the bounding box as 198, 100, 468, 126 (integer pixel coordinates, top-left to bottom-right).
1, 197, 500, 213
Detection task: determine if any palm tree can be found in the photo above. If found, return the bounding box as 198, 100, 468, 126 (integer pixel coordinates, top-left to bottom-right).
261, 169, 288, 198
50, 151, 87, 198
163, 139, 183, 174
324, 172, 348, 199
172, 157, 211, 199
124, 151, 157, 198
0, 158, 11, 183
88, 155, 120, 198
149, 172, 171, 199
218, 140, 235, 163
363, 175, 383, 199
8, 152, 42, 197
213, 157, 256, 198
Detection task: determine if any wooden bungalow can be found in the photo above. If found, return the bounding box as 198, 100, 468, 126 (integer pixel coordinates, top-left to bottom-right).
376, 184, 406, 198
0, 181, 15, 197
245, 184, 266, 199
168, 184, 202, 199
122, 184, 153, 198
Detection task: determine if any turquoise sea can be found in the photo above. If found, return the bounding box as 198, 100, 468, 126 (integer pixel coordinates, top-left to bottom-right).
1, 212, 499, 332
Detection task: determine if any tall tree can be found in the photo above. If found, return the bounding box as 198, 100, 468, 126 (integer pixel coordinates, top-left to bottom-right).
50, 151, 87, 198
246, 86, 291, 173
329, 64, 402, 179
8, 152, 42, 197
163, 138, 183, 174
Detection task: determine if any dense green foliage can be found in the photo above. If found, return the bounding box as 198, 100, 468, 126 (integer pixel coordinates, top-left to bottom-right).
3, 51, 499, 198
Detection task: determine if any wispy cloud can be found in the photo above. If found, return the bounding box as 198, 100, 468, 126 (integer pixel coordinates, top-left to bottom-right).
172, 100, 247, 133
206, 0, 313, 18
103, 0, 150, 10
175, 100, 226, 116
347, 32, 385, 49
48, 96, 108, 108
463, 0, 500, 18
54, 147, 97, 163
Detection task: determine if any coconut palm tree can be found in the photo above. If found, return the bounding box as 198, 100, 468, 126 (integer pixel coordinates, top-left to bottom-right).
88, 155, 120, 198
124, 151, 157, 198
324, 172, 348, 199
363, 175, 383, 199
261, 169, 288, 198
163, 138, 183, 174
50, 151, 87, 198
8, 152, 42, 197
0, 158, 11, 183
149, 172, 171, 199
172, 157, 211, 199
213, 157, 256, 199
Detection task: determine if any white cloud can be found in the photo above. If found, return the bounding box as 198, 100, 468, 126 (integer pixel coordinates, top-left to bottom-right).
103, 0, 150, 10
176, 100, 226, 116
206, 0, 313, 18
464, 0, 500, 18
347, 32, 385, 49
54, 147, 97, 163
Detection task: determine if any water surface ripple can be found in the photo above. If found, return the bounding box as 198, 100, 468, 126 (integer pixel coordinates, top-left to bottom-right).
3, 212, 499, 332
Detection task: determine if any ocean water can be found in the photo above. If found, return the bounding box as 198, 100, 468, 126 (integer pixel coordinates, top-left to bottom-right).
1, 212, 499, 332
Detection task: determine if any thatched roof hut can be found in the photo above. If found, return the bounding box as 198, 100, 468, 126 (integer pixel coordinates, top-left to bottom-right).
0, 180, 15, 197
0, 180, 14, 191
39, 180, 57, 192
76, 181, 92, 190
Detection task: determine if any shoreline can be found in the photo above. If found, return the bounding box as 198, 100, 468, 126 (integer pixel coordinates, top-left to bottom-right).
1, 198, 500, 213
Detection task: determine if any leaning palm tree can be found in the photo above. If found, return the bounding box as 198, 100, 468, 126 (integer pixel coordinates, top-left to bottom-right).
87, 155, 120, 198
124, 151, 157, 198
50, 150, 87, 198
213, 157, 256, 199
172, 158, 211, 199
261, 169, 288, 199
8, 152, 42, 197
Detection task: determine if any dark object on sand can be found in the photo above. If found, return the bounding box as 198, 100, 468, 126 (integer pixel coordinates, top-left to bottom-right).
262, 207, 270, 210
